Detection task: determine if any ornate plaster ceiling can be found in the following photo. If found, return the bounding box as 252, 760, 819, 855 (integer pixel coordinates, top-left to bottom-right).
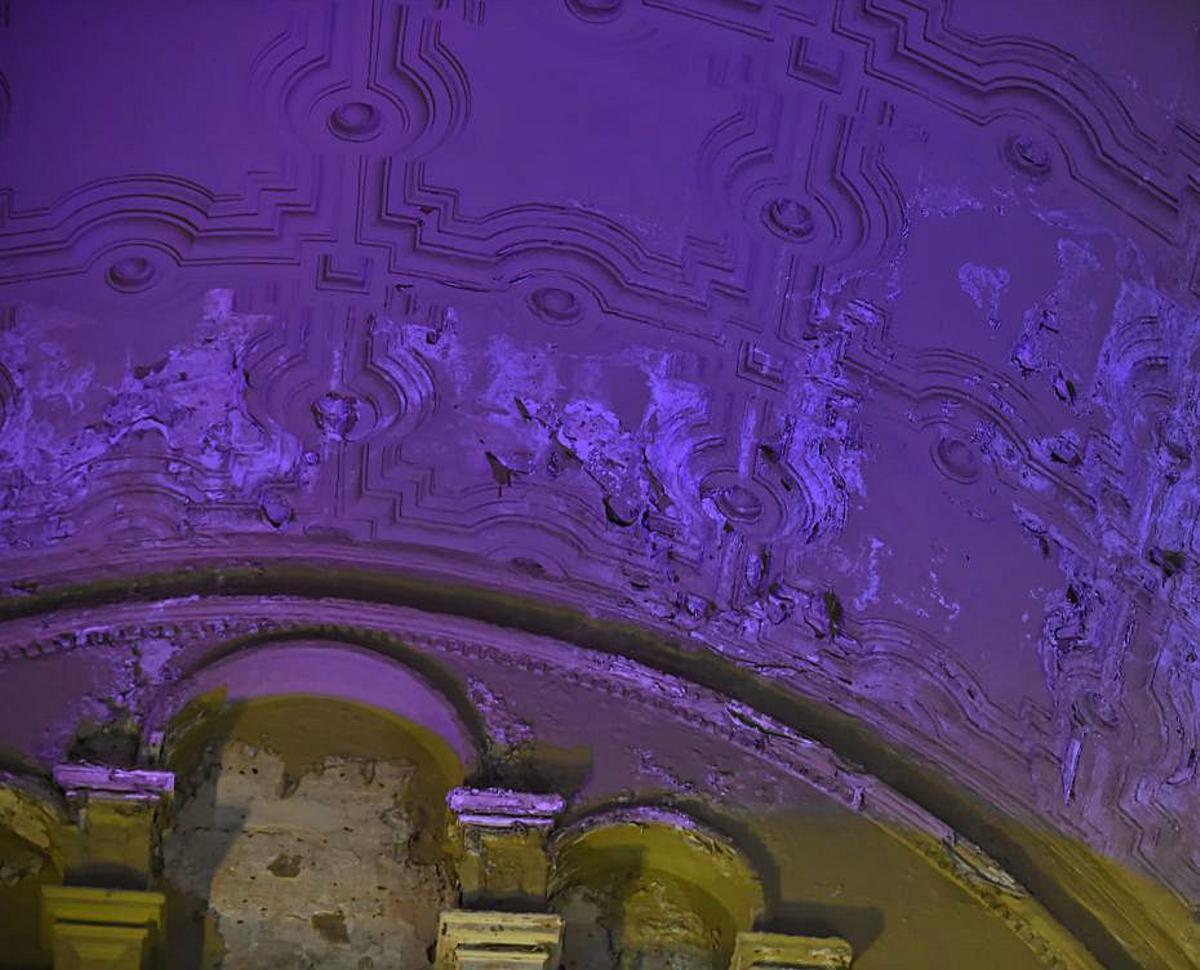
1, 0, 1199, 965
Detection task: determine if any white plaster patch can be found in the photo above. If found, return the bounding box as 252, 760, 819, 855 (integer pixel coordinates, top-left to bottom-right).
957, 262, 1011, 327
916, 184, 984, 218
852, 536, 888, 612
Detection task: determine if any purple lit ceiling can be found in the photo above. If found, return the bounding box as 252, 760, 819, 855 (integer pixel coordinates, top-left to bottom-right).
1, 0, 1200, 954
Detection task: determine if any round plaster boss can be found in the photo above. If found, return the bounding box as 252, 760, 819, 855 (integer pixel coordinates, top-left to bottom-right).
106, 256, 156, 293
328, 101, 383, 142
763, 198, 816, 242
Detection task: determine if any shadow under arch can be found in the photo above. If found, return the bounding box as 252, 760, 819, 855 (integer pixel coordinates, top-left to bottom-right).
0, 560, 1192, 968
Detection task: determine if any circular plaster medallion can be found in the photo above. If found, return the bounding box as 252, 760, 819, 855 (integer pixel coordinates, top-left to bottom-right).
528, 286, 583, 325
312, 391, 360, 440
763, 197, 816, 242
699, 470, 783, 537
931, 434, 981, 484
105, 255, 157, 294
715, 483, 764, 523
566, 0, 623, 21
328, 100, 383, 142
280, 85, 414, 157
1003, 134, 1052, 180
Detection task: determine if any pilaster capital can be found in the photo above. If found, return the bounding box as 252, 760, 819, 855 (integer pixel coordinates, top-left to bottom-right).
446, 788, 565, 907
447, 788, 564, 829
53, 765, 174, 805
435, 910, 563, 970
52, 764, 175, 890
40, 886, 166, 970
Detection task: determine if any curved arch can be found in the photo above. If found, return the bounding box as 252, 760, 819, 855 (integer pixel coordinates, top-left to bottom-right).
554, 795, 794, 930
550, 801, 767, 921
0, 772, 68, 865
146, 630, 488, 775
549, 803, 766, 967
0, 773, 69, 967
0, 561, 1188, 968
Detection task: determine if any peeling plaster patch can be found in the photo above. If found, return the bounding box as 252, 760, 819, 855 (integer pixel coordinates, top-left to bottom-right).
927, 569, 962, 624
852, 536, 888, 611
915, 184, 984, 219
135, 637, 178, 684
556, 398, 647, 522
452, 331, 663, 528
640, 349, 709, 536
1010, 236, 1102, 381
957, 263, 1010, 328
388, 305, 471, 397
479, 334, 562, 421
996, 234, 1200, 752
774, 303, 870, 537
633, 747, 697, 794
467, 678, 534, 748
0, 291, 304, 546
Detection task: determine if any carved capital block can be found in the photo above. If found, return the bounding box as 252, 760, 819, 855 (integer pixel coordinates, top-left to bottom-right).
435, 910, 563, 970
54, 765, 174, 888
447, 788, 564, 906
731, 931, 853, 969
41, 886, 166, 970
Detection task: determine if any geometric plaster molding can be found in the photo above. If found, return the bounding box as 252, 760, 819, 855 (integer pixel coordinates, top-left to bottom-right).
731, 931, 854, 969
434, 910, 564, 969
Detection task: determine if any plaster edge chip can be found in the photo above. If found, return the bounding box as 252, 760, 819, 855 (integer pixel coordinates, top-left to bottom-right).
435, 910, 564, 969
731, 931, 854, 970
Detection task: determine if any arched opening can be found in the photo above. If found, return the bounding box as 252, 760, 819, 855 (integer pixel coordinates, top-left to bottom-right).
160, 693, 465, 969
548, 807, 765, 969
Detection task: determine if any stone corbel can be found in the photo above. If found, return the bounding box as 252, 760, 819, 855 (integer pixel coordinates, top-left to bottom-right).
40, 885, 166, 970
435, 910, 564, 970
731, 931, 854, 969
446, 787, 565, 907
53, 764, 174, 890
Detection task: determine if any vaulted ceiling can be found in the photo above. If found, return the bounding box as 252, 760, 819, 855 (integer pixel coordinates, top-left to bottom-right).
1, 1, 1199, 966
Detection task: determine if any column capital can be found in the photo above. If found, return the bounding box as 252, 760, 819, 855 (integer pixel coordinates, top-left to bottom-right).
731, 931, 854, 969
446, 788, 565, 907
435, 910, 563, 970
53, 764, 175, 891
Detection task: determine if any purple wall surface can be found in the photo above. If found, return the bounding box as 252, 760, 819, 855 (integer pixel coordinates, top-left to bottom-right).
1, 1, 1200, 966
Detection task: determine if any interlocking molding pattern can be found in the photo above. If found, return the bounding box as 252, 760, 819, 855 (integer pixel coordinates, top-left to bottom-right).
1, 1, 1199, 967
